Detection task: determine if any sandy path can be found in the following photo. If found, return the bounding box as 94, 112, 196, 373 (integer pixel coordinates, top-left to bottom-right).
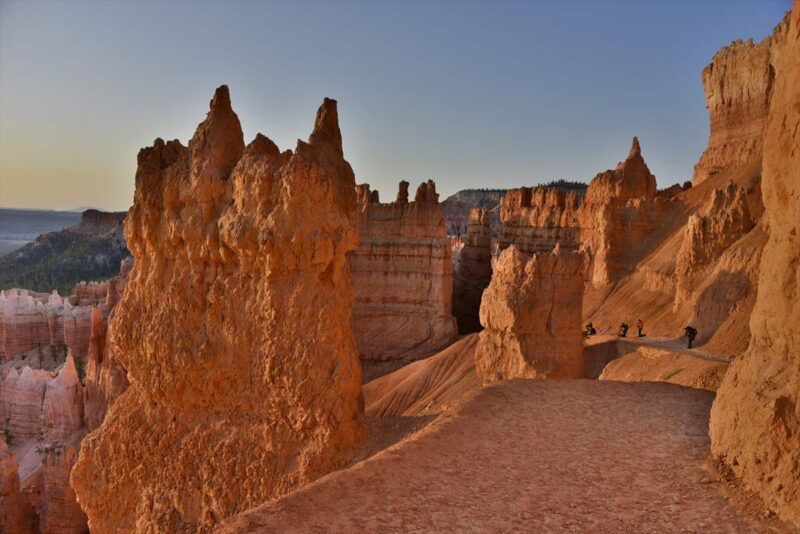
219, 380, 789, 533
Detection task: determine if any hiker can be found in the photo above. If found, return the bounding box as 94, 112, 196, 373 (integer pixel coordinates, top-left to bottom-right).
618, 322, 629, 337
584, 322, 597, 337
637, 319, 644, 337
684, 325, 697, 349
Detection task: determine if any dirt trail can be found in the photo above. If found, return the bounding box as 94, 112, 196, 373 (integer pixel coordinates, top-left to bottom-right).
218, 380, 792, 533
589, 333, 733, 364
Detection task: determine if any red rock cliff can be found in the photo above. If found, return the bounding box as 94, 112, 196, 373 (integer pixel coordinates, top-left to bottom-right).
351, 180, 458, 362
71, 86, 364, 532
710, 3, 800, 526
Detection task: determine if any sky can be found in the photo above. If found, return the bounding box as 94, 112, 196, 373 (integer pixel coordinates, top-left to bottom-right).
0, 0, 790, 212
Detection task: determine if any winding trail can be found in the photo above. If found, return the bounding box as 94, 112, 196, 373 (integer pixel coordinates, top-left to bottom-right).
218, 380, 789, 533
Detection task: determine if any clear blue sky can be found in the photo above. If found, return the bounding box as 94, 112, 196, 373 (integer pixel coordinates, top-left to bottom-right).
0, 0, 790, 211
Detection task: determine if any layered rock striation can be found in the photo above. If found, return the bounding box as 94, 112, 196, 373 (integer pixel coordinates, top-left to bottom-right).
351, 180, 458, 362
499, 186, 581, 254
452, 208, 493, 334
71, 86, 364, 532
476, 245, 584, 381
710, 4, 800, 526
692, 14, 790, 185
0, 259, 131, 362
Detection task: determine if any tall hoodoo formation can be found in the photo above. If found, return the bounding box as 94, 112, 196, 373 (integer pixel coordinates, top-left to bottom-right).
351, 180, 458, 362
475, 245, 584, 381
452, 208, 493, 334
578, 137, 659, 288
71, 87, 364, 532
499, 186, 581, 254
710, 3, 800, 526
692, 14, 790, 185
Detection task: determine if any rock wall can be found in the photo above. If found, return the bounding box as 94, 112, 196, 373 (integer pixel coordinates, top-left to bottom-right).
82, 307, 128, 432
710, 3, 800, 526
351, 180, 458, 362
674, 181, 755, 307
692, 14, 790, 185
0, 437, 34, 534
452, 208, 493, 334
499, 187, 581, 254
476, 245, 584, 381
578, 137, 660, 288
71, 86, 364, 532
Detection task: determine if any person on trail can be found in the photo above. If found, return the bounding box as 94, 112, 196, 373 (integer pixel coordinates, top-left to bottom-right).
584, 322, 597, 337
618, 322, 629, 337
637, 319, 644, 337
684, 325, 697, 349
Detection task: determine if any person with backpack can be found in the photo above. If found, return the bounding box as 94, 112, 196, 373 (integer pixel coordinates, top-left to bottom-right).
684, 325, 698, 348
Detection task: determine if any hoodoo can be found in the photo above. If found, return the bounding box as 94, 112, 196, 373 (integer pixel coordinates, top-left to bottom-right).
710, 4, 800, 526
351, 180, 458, 363
578, 137, 660, 289
476, 245, 584, 381
71, 87, 364, 532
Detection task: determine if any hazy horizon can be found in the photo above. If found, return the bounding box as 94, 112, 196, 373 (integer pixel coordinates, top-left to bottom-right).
0, 0, 790, 212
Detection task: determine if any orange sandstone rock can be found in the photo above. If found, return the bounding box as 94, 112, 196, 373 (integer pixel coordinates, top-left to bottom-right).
578, 137, 660, 288
674, 181, 755, 308
351, 180, 458, 362
71, 86, 363, 532
692, 14, 790, 185
0, 437, 34, 534
710, 3, 800, 526
476, 245, 584, 381
499, 186, 581, 254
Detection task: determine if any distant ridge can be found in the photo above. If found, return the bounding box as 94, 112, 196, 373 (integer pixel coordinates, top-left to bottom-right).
0, 209, 129, 293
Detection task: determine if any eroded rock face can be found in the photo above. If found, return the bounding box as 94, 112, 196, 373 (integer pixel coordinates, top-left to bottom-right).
675, 181, 755, 307
476, 245, 584, 381
0, 258, 131, 533
0, 291, 62, 360
0, 355, 86, 533
692, 14, 789, 185
452, 208, 493, 334
40, 437, 86, 534
500, 187, 581, 254
351, 180, 458, 362
71, 86, 363, 532
82, 307, 128, 432
710, 4, 800, 526
578, 137, 660, 288
0, 366, 50, 442
0, 437, 34, 534
0, 261, 130, 362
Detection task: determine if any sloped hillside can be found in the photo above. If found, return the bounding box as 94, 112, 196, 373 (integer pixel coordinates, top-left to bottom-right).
0, 209, 128, 294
